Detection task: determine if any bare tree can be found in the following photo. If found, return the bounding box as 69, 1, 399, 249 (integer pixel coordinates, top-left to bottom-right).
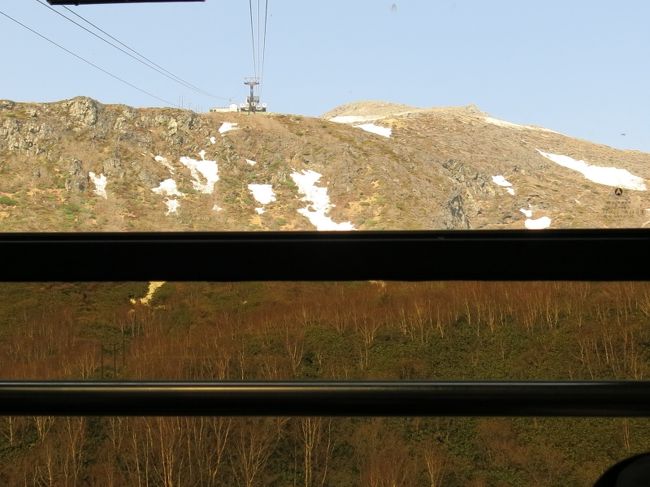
423, 444, 447, 487
285, 323, 305, 377
62, 417, 86, 487
230, 419, 279, 487
300, 417, 333, 487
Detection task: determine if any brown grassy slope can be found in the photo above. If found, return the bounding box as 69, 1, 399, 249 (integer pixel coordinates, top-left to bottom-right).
2, 281, 650, 486
326, 102, 650, 229
1, 97, 649, 231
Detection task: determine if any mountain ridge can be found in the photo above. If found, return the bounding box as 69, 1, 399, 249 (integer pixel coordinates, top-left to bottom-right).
1, 96, 649, 232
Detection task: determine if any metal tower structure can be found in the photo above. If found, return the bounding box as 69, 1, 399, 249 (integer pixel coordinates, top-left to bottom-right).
241, 77, 266, 113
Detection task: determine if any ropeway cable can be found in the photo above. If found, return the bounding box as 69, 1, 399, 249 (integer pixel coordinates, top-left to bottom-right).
35, 0, 229, 101
248, 0, 257, 78
60, 5, 227, 101
0, 8, 179, 108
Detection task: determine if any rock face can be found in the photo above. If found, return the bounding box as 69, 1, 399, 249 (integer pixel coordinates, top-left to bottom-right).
65, 97, 99, 129
445, 192, 470, 229
0, 100, 16, 110
0, 97, 649, 232
65, 159, 88, 193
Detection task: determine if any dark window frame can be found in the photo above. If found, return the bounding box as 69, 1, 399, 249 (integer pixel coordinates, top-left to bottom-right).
1, 229, 649, 417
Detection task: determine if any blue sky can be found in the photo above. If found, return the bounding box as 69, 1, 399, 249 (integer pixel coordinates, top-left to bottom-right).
1, 1, 648, 152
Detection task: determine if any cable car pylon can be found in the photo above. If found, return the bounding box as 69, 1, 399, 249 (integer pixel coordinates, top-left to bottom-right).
240, 77, 266, 113
241, 0, 269, 113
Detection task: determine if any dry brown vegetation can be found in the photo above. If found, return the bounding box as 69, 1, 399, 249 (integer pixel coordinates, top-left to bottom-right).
1, 281, 650, 485
2, 97, 650, 233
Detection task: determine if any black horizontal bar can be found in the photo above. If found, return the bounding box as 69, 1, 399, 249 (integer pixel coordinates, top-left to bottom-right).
0, 229, 649, 281
2, 381, 650, 416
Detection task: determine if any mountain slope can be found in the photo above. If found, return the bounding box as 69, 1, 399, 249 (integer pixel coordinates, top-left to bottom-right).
1, 97, 648, 231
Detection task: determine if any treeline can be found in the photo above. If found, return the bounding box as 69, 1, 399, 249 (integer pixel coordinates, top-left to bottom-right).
1, 281, 650, 485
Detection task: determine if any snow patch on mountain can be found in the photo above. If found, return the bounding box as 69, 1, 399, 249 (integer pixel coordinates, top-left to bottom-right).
219, 122, 239, 135
164, 199, 180, 215
355, 123, 392, 138
179, 152, 219, 194
154, 155, 175, 173
88, 172, 107, 198
519, 205, 551, 229
492, 175, 512, 187
290, 170, 355, 231
525, 216, 552, 230
328, 115, 392, 138
537, 150, 647, 191
248, 184, 276, 205
245, 159, 257, 166
492, 175, 515, 195
249, 184, 276, 215
484, 117, 560, 134
152, 179, 183, 197
330, 115, 381, 124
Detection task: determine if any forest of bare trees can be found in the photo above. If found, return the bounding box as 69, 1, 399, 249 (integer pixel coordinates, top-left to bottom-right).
1, 281, 650, 485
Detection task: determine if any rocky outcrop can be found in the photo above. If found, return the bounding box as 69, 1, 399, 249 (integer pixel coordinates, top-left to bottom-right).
442, 159, 495, 197
0, 117, 49, 156
0, 100, 16, 110
444, 192, 470, 229
64, 97, 100, 130
65, 159, 88, 193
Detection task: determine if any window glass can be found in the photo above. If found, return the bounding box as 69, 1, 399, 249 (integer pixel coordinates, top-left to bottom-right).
1, 1, 648, 485
1, 281, 649, 484
1, 1, 648, 231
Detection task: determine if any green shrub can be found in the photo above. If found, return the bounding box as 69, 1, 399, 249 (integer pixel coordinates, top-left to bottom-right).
0, 196, 17, 206
61, 202, 81, 220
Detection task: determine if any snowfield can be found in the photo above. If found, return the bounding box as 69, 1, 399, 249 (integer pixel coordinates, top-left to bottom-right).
290, 170, 355, 231
152, 179, 183, 197
519, 205, 551, 229
537, 150, 647, 191
330, 115, 380, 124
219, 122, 239, 135
248, 184, 276, 205
525, 216, 552, 230
249, 184, 276, 215
492, 175, 515, 195
484, 116, 559, 134
355, 123, 392, 138
164, 199, 180, 215
491, 175, 512, 188
328, 115, 392, 138
180, 153, 219, 194
154, 155, 175, 174
88, 172, 107, 199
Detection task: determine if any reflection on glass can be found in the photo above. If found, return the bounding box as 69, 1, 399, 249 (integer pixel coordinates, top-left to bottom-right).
3, 281, 648, 381
0, 282, 648, 485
